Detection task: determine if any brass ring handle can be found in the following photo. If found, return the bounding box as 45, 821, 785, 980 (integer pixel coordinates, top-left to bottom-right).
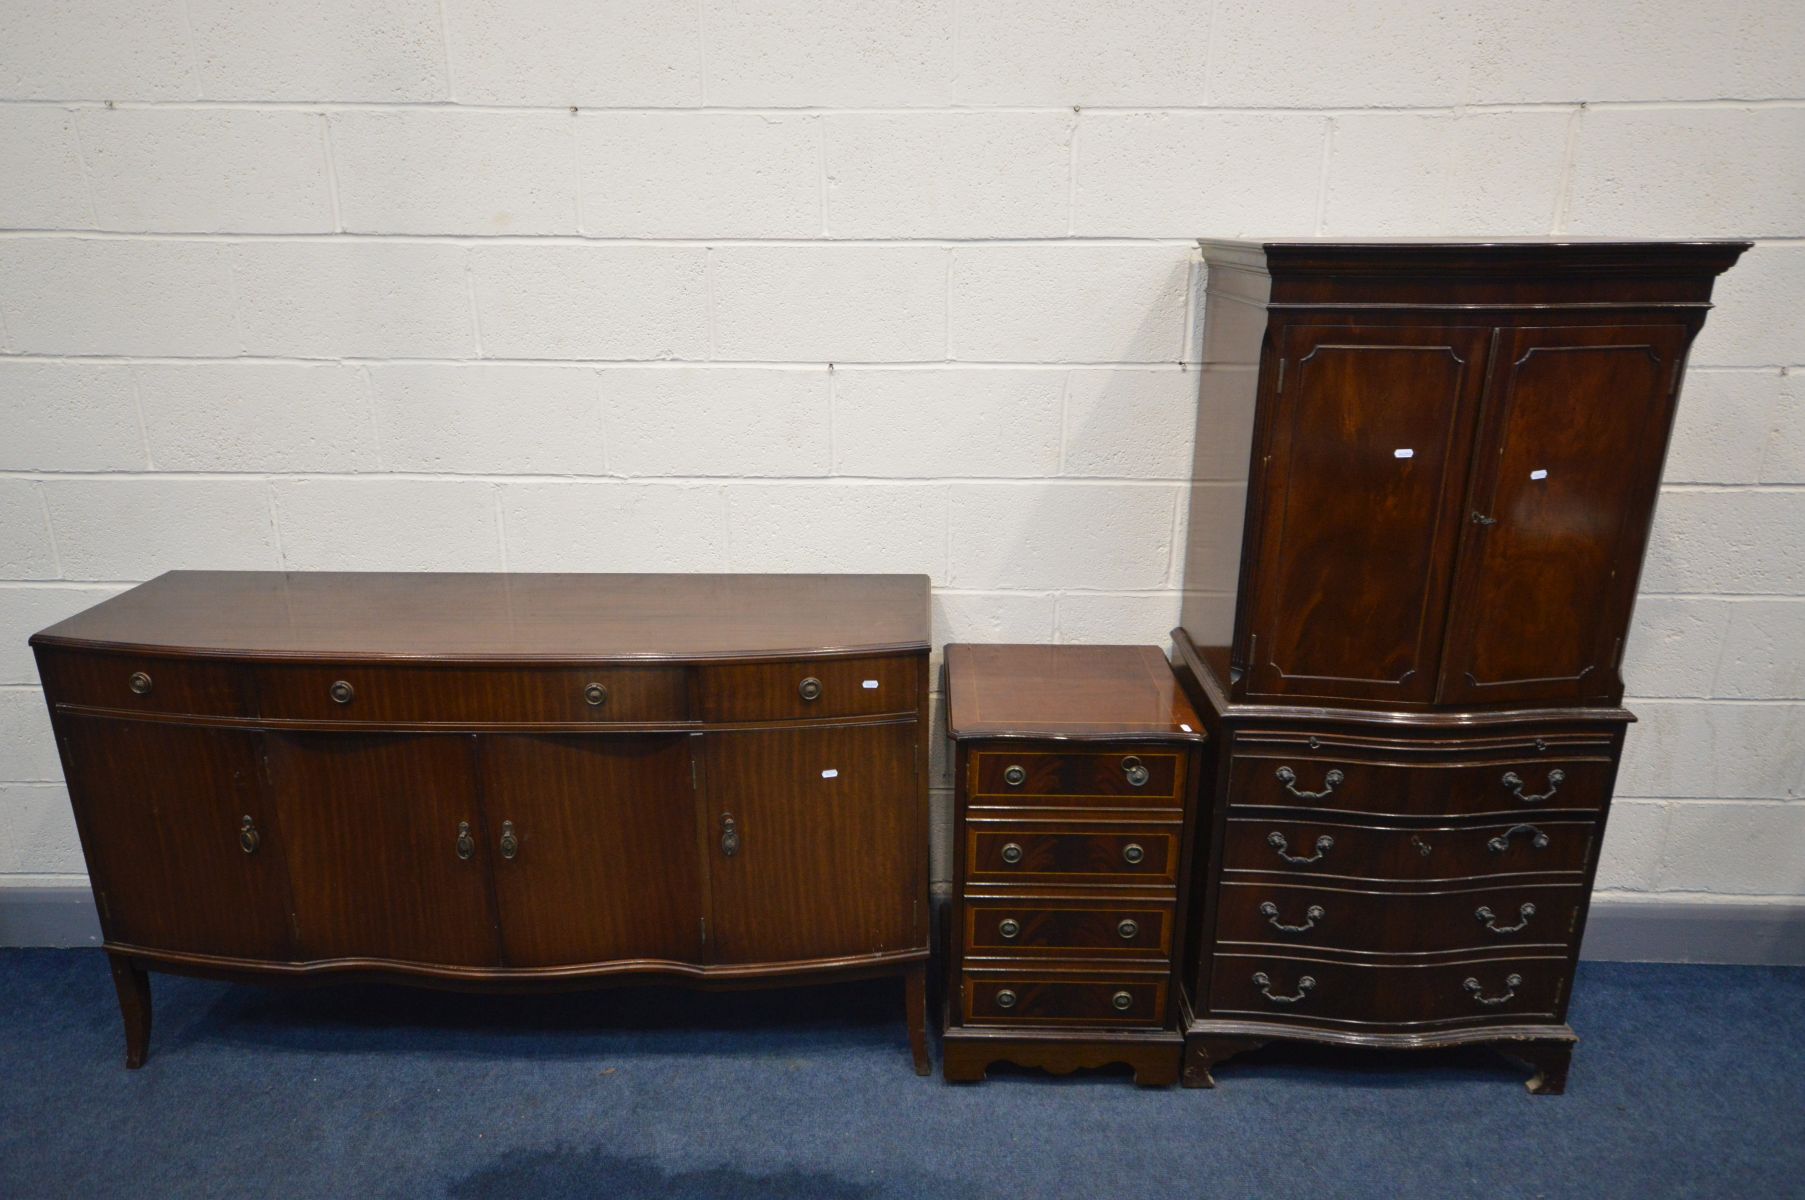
499, 820, 518, 861
1476, 902, 1536, 935
1275, 765, 1344, 800
455, 821, 474, 861
1268, 831, 1333, 865
798, 676, 822, 702
720, 813, 740, 857
1000, 842, 1024, 864
1117, 919, 1139, 940
1488, 823, 1551, 853
583, 682, 608, 707
238, 815, 260, 855
1124, 759, 1150, 787
1465, 973, 1523, 1006
1253, 971, 1315, 1004
1111, 990, 1134, 1012
329, 680, 355, 705
995, 989, 1018, 1009
1502, 769, 1565, 804
1259, 901, 1325, 934
128, 671, 153, 695
1003, 764, 1026, 786
998, 918, 1021, 939
1122, 842, 1146, 865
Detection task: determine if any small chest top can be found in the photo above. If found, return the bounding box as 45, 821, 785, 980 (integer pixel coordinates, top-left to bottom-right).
945, 644, 1204, 743
31, 571, 930, 663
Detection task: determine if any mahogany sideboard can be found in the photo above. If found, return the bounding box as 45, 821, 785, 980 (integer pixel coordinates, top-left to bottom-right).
1172, 238, 1748, 1092
942, 644, 1205, 1086
32, 571, 932, 1073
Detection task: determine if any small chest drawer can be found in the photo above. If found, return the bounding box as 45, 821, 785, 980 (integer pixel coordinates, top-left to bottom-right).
697, 654, 918, 722
1215, 881, 1584, 956
1209, 952, 1569, 1029
966, 823, 1178, 885
971, 748, 1181, 805
963, 970, 1167, 1027
37, 649, 252, 718
963, 899, 1173, 958
253, 663, 689, 724
1228, 730, 1617, 819
1222, 815, 1599, 882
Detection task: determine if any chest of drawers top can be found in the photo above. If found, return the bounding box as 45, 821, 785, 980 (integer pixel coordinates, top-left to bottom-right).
945, 644, 1204, 744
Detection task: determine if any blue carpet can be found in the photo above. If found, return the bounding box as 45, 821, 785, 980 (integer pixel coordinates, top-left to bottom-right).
1, 952, 1801, 1198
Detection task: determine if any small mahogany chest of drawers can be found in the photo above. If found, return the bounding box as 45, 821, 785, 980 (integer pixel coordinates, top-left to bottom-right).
33, 571, 932, 1072
941, 644, 1205, 1086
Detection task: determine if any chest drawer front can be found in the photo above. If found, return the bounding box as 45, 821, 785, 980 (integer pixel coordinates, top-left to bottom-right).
1209, 953, 1569, 1029
698, 654, 918, 722
1223, 815, 1598, 882
1228, 732, 1617, 819
1216, 881, 1585, 956
254, 664, 689, 724
962, 970, 1167, 1027
963, 899, 1173, 959
972, 748, 1181, 805
966, 823, 1178, 885
38, 649, 251, 718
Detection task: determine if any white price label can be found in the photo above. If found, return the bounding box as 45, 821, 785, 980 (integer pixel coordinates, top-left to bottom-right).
821, 768, 839, 779
862, 679, 879, 689
1394, 448, 1414, 459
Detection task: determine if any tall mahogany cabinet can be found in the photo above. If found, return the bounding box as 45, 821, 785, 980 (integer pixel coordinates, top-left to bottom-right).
1172, 240, 1747, 1092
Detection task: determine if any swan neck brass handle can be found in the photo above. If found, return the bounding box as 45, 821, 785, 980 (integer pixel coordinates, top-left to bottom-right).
1259, 901, 1325, 934
1476, 903, 1536, 935
1488, 823, 1551, 853
720, 813, 740, 857
1275, 765, 1344, 800
455, 821, 475, 861
499, 820, 519, 860
1268, 831, 1333, 865
238, 815, 260, 855
1465, 973, 1523, 1006
1253, 971, 1315, 1005
128, 671, 153, 695
1502, 769, 1565, 804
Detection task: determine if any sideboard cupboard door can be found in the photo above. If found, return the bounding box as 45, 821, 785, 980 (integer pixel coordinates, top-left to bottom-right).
266, 733, 500, 968
1438, 323, 1694, 706
1240, 323, 1492, 704
478, 734, 703, 968
703, 722, 919, 966
59, 715, 292, 961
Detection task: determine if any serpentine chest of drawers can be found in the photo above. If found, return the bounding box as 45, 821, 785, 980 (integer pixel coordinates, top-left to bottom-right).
1171, 238, 1748, 1092
32, 571, 932, 1073
941, 644, 1205, 1086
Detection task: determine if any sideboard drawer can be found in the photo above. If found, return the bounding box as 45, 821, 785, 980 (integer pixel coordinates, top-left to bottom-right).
964, 899, 1174, 958
698, 654, 918, 722
1209, 953, 1569, 1028
963, 970, 1167, 1027
971, 748, 1181, 804
37, 649, 251, 718
254, 663, 690, 724
1214, 880, 1584, 956
1222, 815, 1599, 882
966, 823, 1178, 885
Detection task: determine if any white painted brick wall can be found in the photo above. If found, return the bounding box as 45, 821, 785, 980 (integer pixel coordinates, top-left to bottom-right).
0, 0, 1800, 911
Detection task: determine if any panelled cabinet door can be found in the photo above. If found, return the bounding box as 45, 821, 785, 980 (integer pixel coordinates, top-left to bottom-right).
1240, 322, 1493, 704
1438, 323, 1693, 706
267, 733, 500, 967
59, 715, 292, 960
703, 722, 920, 965
479, 734, 703, 968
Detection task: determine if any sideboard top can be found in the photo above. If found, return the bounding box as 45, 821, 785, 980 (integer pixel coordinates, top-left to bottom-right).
946, 644, 1204, 742
31, 571, 931, 662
